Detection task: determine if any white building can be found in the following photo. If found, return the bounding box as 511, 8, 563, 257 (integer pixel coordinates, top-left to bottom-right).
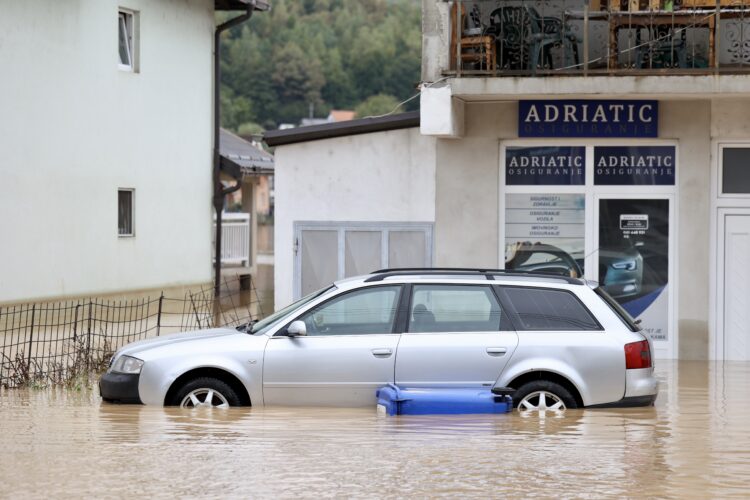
0, 0, 259, 304
267, 0, 750, 362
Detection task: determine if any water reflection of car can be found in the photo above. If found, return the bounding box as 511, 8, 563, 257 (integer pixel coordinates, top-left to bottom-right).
505, 242, 643, 299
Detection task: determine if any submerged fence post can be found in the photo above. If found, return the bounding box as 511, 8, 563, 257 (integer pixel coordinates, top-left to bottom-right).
27, 305, 36, 372
86, 300, 92, 371
73, 304, 80, 341
156, 293, 164, 336
189, 292, 202, 330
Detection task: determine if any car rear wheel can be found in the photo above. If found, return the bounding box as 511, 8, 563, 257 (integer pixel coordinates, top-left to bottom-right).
514, 380, 577, 413
170, 377, 241, 408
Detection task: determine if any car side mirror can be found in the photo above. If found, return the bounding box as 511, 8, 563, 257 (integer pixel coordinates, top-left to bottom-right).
287, 320, 307, 337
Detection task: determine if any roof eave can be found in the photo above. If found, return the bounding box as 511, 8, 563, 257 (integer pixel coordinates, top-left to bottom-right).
263, 111, 420, 147
215, 0, 270, 12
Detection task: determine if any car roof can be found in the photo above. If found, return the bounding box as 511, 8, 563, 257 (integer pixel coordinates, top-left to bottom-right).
333, 268, 586, 290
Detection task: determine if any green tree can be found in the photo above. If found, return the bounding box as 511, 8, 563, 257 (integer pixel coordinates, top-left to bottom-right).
354, 94, 401, 118
218, 0, 421, 130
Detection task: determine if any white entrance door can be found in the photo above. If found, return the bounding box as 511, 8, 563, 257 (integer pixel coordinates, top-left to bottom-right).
723, 215, 750, 361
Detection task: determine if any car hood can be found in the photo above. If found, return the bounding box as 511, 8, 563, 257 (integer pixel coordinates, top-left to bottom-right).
114, 327, 243, 359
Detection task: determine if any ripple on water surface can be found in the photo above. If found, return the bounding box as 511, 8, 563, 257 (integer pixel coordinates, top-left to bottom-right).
1, 361, 750, 498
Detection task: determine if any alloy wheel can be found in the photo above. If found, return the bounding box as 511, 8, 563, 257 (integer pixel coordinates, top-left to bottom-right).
180, 388, 230, 409
518, 390, 566, 414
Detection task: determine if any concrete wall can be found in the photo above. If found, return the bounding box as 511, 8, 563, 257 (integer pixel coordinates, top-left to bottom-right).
0, 0, 214, 303
273, 128, 437, 308
421, 0, 449, 83
663, 101, 711, 360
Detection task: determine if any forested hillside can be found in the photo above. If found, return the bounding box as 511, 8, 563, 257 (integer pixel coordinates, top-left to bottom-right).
219, 0, 421, 133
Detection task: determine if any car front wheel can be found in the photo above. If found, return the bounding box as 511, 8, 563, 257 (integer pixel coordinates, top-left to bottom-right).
169, 377, 241, 408
513, 380, 577, 413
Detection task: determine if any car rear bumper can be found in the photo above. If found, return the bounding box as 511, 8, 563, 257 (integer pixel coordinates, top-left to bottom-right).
99, 372, 142, 404
624, 367, 659, 398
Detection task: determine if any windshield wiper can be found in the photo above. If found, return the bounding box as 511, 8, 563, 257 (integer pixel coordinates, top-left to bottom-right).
236, 319, 259, 334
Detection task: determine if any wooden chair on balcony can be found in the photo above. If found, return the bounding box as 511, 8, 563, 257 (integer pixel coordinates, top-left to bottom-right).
450, 2, 496, 72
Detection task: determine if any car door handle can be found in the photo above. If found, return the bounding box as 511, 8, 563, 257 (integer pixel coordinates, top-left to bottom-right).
486, 347, 507, 356
371, 348, 393, 358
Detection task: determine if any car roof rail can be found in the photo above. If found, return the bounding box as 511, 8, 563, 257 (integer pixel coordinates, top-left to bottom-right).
365, 268, 583, 285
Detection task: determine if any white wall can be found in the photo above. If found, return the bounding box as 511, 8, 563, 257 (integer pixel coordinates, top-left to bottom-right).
0, 0, 215, 303
273, 128, 437, 308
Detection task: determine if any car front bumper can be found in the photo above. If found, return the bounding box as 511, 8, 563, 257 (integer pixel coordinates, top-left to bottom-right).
99, 372, 142, 404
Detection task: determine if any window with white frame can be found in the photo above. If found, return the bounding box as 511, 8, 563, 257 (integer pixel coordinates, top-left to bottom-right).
720, 147, 750, 195
118, 9, 137, 71
118, 189, 135, 236
294, 222, 433, 299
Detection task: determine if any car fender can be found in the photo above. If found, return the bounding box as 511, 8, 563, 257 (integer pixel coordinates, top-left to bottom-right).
496, 358, 591, 406
138, 354, 262, 406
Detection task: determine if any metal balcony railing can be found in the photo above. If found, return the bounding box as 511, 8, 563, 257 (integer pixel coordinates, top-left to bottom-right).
213, 212, 251, 267
448, 0, 750, 76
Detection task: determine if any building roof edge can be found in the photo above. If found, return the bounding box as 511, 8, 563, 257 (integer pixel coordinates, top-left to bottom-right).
263, 111, 420, 147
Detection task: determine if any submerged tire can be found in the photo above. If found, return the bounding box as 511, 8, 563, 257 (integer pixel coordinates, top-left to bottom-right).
169, 377, 241, 408
513, 380, 578, 412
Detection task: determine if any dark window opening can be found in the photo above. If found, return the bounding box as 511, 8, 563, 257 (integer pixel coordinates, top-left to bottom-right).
118, 189, 134, 236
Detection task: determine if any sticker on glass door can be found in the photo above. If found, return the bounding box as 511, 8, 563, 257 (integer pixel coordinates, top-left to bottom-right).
599, 199, 669, 341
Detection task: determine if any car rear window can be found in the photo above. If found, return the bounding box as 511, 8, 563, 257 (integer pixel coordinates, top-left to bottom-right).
594, 286, 641, 332
499, 287, 601, 331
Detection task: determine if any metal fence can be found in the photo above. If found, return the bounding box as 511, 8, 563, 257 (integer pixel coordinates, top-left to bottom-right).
0, 276, 263, 388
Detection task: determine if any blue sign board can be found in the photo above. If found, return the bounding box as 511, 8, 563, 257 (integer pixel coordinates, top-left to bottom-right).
519, 100, 658, 138
594, 146, 675, 185
506, 146, 585, 185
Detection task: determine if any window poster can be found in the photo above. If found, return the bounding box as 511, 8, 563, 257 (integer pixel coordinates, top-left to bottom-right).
505, 194, 585, 278
594, 146, 676, 185
598, 199, 669, 341
506, 146, 585, 185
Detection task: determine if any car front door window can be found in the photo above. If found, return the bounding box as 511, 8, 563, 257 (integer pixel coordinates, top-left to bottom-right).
298, 285, 401, 336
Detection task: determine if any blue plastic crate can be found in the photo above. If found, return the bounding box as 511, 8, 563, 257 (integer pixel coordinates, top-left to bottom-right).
376, 384, 513, 416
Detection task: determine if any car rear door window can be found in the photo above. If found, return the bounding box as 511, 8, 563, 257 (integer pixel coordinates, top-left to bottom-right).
499, 287, 601, 331
297, 285, 401, 336
409, 285, 504, 333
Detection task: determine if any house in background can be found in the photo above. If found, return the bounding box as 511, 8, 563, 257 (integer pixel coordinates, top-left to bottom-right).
327, 110, 356, 122
298, 109, 356, 127
218, 129, 274, 268
0, 0, 263, 305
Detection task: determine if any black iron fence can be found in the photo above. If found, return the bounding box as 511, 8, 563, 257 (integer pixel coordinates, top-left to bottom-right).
450, 0, 750, 76
0, 276, 263, 388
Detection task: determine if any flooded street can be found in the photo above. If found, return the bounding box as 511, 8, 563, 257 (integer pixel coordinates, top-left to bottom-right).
1, 361, 749, 498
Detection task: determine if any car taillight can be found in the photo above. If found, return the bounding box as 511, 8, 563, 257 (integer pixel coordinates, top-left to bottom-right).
624, 340, 652, 369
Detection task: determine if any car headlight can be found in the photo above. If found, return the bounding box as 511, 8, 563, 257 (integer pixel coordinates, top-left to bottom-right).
612, 259, 637, 271
109, 355, 144, 374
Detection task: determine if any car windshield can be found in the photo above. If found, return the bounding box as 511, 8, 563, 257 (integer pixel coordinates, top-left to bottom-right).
594, 286, 641, 332
249, 285, 336, 335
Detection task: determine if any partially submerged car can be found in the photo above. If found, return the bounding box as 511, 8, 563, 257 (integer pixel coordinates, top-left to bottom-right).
100, 268, 658, 411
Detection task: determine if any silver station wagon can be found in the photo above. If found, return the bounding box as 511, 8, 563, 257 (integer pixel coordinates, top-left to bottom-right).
99, 268, 658, 412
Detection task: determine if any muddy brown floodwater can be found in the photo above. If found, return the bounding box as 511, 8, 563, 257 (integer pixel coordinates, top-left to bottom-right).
1, 361, 749, 499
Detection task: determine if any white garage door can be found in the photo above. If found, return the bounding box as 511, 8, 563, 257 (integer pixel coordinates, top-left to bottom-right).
294, 222, 433, 299
724, 215, 750, 361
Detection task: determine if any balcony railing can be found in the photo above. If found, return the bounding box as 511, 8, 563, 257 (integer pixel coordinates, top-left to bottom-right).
448, 0, 750, 76
213, 212, 251, 267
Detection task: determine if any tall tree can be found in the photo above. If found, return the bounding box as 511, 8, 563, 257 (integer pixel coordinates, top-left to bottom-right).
220, 0, 421, 131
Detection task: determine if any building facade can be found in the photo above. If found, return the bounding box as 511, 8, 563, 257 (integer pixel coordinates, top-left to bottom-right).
0, 0, 248, 304
268, 0, 750, 361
